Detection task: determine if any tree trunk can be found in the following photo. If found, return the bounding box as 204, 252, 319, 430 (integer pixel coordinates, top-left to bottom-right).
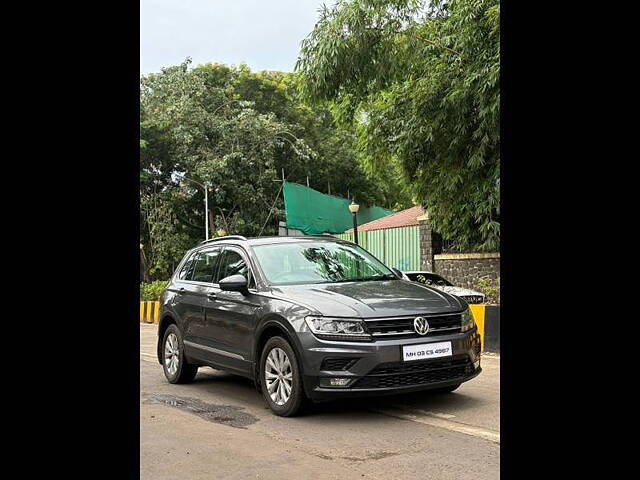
140, 247, 152, 283
208, 209, 216, 237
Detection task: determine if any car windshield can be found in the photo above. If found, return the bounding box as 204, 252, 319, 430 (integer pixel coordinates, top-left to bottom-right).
252, 241, 396, 285
407, 272, 453, 287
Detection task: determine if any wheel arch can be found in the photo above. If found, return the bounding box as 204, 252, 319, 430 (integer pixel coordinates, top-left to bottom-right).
253, 315, 304, 391
156, 313, 177, 364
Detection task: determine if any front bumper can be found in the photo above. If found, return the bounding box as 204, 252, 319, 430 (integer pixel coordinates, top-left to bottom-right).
298, 328, 482, 401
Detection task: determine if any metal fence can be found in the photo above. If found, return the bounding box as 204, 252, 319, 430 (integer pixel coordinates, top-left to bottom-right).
336, 225, 421, 271
441, 237, 461, 253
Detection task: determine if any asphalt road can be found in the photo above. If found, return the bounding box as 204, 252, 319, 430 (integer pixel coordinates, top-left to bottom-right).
140, 323, 499, 479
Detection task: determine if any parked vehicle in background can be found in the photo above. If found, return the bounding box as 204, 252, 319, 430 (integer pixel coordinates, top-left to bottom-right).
157, 236, 482, 417
403, 271, 485, 304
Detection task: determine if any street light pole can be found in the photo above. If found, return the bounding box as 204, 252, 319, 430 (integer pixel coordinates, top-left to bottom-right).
204, 189, 209, 240
348, 201, 360, 245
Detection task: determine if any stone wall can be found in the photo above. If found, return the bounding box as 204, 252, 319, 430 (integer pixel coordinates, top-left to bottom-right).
418, 214, 499, 289
433, 253, 500, 289
418, 214, 436, 271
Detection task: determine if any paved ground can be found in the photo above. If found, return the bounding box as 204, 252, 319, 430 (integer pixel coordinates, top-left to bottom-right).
140, 324, 499, 479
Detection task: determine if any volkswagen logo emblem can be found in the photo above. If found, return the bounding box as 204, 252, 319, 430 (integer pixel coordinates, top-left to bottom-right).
414, 317, 430, 335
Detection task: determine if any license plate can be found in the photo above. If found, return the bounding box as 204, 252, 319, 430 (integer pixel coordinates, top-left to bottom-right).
402, 341, 453, 362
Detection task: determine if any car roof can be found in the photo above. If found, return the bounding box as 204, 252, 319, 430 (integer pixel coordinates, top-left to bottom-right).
246, 235, 347, 247
193, 235, 349, 250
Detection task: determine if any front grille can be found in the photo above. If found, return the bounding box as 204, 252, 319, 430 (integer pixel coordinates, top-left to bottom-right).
365, 313, 462, 339
352, 356, 473, 389
321, 358, 359, 371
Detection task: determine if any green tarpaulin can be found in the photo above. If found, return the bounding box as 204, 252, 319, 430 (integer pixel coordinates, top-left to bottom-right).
283, 181, 395, 235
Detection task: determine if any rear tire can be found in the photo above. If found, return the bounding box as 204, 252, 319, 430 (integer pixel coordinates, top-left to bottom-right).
162, 324, 198, 384
260, 336, 307, 417
431, 383, 461, 394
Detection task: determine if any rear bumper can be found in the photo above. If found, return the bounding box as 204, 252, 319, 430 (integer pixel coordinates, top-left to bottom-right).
298, 328, 482, 401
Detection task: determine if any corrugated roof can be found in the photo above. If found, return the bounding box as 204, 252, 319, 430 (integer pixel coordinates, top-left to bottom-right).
346, 205, 425, 233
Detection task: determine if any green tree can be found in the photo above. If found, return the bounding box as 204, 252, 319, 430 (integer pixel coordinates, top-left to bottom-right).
297, 0, 500, 250
140, 60, 405, 280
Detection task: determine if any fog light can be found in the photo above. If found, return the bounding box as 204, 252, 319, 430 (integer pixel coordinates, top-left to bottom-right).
320, 377, 352, 388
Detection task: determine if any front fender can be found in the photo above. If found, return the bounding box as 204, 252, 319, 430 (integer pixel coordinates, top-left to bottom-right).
254, 313, 306, 362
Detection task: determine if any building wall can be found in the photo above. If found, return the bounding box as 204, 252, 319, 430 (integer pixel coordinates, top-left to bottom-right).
278, 221, 305, 237
337, 226, 421, 271
433, 253, 500, 289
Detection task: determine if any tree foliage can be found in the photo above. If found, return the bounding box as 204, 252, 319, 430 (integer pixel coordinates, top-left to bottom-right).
140, 60, 409, 280
140, 280, 169, 301
297, 0, 500, 250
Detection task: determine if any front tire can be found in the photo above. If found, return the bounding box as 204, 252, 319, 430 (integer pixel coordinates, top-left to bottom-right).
260, 336, 306, 417
162, 324, 198, 384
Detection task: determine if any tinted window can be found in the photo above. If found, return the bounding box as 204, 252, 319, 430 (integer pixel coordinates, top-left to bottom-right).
217, 249, 252, 285
190, 249, 222, 283
177, 252, 197, 280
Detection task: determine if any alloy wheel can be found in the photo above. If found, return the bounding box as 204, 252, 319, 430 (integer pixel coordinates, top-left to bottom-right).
264, 347, 293, 405
164, 333, 180, 376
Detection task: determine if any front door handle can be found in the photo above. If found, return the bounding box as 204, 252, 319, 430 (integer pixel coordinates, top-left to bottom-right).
207, 292, 217, 301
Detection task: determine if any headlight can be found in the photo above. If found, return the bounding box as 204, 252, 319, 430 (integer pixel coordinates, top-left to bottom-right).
305, 316, 371, 341
460, 308, 476, 332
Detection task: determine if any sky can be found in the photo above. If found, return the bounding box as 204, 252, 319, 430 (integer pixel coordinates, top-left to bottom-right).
140, 0, 337, 75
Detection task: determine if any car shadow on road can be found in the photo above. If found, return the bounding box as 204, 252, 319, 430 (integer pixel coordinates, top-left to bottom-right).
190, 367, 483, 416
192, 368, 255, 387
313, 390, 482, 415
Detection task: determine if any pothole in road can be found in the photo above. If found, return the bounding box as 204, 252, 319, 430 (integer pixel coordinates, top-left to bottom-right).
143, 393, 258, 429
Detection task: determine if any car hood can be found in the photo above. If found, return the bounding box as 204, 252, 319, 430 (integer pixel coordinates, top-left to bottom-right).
270, 279, 465, 318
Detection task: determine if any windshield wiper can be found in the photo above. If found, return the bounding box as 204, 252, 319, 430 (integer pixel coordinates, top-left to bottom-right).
316, 273, 397, 283
340, 274, 397, 282
362, 274, 397, 281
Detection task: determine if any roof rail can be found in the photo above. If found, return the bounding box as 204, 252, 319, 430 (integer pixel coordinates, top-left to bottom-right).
199, 235, 248, 245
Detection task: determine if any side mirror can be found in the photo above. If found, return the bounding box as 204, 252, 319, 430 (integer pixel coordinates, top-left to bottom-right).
391, 267, 404, 279
219, 274, 249, 295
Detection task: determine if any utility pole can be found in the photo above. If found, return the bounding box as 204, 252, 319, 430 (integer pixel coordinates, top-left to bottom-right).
180, 175, 211, 240
204, 189, 209, 240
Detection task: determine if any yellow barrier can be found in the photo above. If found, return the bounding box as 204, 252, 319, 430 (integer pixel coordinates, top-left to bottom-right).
469, 304, 485, 351
140, 301, 160, 324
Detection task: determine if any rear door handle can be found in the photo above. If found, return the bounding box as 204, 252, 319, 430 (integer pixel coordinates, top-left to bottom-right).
177, 288, 185, 295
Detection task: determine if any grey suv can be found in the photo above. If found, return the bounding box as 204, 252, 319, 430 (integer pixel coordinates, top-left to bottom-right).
157, 235, 482, 416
